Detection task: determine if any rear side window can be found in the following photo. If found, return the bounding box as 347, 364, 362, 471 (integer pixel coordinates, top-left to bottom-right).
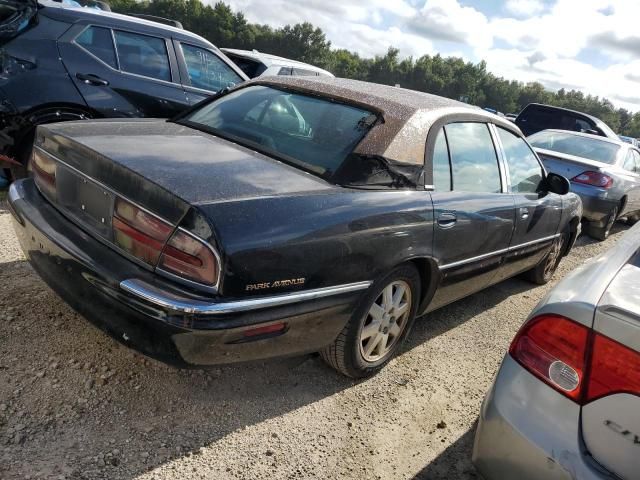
623, 150, 640, 173
76, 26, 117, 69
181, 44, 243, 92
278, 67, 293, 76
292, 68, 318, 76
114, 31, 170, 82
445, 123, 501, 193
432, 128, 451, 191
497, 127, 543, 193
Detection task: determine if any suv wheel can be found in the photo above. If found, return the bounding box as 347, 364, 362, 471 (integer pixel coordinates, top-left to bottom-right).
320, 265, 420, 378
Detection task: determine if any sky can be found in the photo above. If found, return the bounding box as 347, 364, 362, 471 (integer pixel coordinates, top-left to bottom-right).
221, 0, 640, 112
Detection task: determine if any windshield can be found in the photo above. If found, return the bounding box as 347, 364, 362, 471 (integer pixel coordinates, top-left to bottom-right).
528, 130, 620, 164
178, 85, 376, 179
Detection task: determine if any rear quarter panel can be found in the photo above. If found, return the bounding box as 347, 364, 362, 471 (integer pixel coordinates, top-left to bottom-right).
198, 189, 435, 297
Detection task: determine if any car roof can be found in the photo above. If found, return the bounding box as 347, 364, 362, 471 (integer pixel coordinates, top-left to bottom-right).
38, 0, 212, 46
532, 129, 629, 147
221, 48, 333, 75
237, 76, 521, 165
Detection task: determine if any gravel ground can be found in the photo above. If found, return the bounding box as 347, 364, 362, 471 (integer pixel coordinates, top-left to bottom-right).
0, 196, 627, 480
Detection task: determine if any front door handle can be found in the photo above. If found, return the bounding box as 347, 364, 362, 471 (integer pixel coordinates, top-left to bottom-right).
437, 212, 457, 229
519, 207, 530, 219
76, 73, 109, 86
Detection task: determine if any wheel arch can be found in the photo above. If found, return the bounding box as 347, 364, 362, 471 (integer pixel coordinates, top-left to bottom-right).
401, 256, 440, 314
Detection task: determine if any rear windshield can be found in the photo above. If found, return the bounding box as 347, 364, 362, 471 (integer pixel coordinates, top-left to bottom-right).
528, 131, 620, 164
179, 85, 376, 179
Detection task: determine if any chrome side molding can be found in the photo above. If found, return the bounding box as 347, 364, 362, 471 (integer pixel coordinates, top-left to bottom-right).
120, 278, 372, 315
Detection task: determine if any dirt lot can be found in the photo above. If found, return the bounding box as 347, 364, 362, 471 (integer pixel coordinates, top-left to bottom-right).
0, 196, 626, 480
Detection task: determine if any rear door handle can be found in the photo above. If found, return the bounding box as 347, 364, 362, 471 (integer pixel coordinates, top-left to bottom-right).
437, 212, 457, 229
76, 73, 109, 86
519, 207, 530, 219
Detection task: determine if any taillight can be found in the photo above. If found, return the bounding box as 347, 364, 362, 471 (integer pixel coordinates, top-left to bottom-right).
509, 315, 589, 402
112, 197, 173, 266
585, 334, 640, 403
511, 314, 640, 404
572, 171, 613, 188
157, 229, 219, 287
32, 149, 57, 199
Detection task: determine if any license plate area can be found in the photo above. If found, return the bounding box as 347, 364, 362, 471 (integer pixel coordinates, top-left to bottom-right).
56, 165, 115, 239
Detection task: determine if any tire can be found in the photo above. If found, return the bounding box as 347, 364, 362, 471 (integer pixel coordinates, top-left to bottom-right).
585, 206, 618, 241
320, 264, 421, 378
9, 108, 93, 180
524, 232, 567, 285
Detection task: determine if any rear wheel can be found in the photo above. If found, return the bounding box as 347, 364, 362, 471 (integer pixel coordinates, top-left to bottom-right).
9, 108, 93, 180
586, 206, 618, 241
524, 232, 567, 285
320, 265, 420, 378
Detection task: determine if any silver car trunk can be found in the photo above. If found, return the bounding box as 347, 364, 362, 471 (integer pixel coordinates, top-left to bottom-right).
535, 148, 612, 181
581, 254, 640, 480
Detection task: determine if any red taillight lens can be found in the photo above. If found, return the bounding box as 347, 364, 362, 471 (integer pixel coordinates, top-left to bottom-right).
571, 171, 613, 188
509, 315, 589, 401
32, 149, 57, 199
158, 229, 219, 287
112, 198, 173, 266
585, 334, 640, 403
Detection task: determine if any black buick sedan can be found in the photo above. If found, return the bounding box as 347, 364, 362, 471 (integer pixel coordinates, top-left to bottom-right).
8, 77, 582, 377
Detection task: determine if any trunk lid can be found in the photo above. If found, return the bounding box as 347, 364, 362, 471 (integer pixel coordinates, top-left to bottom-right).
580, 251, 640, 480
534, 147, 612, 181
39, 119, 332, 208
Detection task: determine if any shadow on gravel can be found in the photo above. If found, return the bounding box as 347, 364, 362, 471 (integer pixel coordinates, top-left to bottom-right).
412, 424, 478, 479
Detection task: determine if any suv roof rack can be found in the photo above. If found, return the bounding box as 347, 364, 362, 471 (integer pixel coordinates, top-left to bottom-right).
125, 13, 183, 29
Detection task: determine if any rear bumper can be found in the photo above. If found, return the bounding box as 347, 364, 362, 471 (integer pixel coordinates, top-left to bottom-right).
472, 356, 610, 480
8, 179, 367, 366
570, 182, 619, 226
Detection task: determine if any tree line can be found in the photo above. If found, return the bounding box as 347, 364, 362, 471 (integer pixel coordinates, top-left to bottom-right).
109, 0, 640, 137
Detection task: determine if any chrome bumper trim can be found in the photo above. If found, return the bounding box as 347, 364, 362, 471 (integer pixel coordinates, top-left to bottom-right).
120, 279, 372, 315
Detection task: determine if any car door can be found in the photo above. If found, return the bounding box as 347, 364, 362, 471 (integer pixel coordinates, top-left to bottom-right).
58, 24, 190, 118
619, 149, 640, 215
174, 41, 245, 105
427, 122, 516, 311
491, 125, 562, 282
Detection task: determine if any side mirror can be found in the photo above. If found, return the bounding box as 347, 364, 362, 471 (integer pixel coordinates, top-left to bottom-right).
545, 172, 570, 195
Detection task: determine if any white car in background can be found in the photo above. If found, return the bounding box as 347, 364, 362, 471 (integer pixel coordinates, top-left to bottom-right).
221, 48, 334, 78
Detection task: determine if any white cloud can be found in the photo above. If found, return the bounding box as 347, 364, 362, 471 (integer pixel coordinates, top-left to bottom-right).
218, 0, 640, 111
504, 0, 545, 17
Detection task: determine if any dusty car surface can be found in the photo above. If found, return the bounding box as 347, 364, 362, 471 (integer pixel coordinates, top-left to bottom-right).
530, 129, 640, 240
0, 0, 247, 177
8, 77, 581, 377
473, 221, 640, 480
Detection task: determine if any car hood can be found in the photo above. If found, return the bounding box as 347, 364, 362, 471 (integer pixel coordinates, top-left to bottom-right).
41, 119, 333, 206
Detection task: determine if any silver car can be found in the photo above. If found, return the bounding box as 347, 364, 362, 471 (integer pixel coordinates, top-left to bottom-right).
529, 129, 640, 240
473, 222, 640, 480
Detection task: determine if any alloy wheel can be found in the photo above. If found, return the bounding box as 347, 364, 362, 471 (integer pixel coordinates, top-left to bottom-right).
359, 280, 412, 363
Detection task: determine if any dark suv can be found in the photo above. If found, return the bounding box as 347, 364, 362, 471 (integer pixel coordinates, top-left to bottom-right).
0, 0, 247, 176
515, 103, 618, 140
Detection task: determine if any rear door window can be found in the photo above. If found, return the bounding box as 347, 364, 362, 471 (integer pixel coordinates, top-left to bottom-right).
76, 26, 117, 69
445, 122, 502, 193
497, 127, 543, 193
181, 44, 243, 92
114, 30, 171, 82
